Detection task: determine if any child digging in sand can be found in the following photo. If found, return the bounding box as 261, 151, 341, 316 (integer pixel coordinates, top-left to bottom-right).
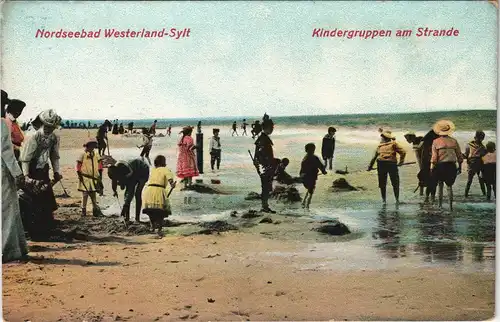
142, 155, 176, 237
300, 143, 327, 209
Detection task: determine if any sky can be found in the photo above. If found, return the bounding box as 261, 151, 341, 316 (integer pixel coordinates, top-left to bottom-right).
1, 1, 497, 121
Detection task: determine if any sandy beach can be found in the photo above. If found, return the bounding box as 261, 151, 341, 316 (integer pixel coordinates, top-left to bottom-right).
2, 126, 496, 321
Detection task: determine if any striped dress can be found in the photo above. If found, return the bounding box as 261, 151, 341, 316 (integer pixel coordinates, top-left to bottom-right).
176, 135, 199, 178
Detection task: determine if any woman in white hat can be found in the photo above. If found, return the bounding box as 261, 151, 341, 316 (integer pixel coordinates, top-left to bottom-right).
19, 109, 62, 238
368, 131, 406, 204
430, 120, 463, 210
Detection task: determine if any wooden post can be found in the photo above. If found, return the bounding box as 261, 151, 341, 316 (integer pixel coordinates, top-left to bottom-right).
196, 132, 203, 174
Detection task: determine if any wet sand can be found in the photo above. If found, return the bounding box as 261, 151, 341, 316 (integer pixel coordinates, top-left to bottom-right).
2, 127, 496, 321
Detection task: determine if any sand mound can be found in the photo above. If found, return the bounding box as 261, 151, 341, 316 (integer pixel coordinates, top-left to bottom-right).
271, 186, 301, 202
55, 216, 190, 238
245, 187, 301, 203
259, 217, 273, 224
245, 192, 261, 200
195, 220, 239, 235
181, 183, 225, 194
241, 209, 262, 218
332, 178, 359, 192
313, 220, 351, 236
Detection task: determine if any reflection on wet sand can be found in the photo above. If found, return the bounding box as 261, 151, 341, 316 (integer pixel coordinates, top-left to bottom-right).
373, 205, 407, 259
372, 204, 495, 266
416, 211, 463, 262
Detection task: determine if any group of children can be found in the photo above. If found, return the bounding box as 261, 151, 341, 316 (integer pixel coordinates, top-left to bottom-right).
75, 116, 496, 239
374, 120, 497, 210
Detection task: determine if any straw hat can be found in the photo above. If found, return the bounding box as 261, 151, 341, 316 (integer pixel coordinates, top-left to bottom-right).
433, 120, 455, 136
381, 130, 395, 140
35, 109, 62, 127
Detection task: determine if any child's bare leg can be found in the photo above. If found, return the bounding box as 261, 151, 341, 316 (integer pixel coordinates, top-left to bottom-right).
157, 217, 164, 237
447, 185, 453, 211
302, 192, 309, 208
149, 216, 155, 232
438, 182, 444, 208
81, 192, 89, 216
306, 190, 313, 209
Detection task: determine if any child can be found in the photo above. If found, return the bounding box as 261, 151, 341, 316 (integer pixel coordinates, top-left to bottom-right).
76, 139, 104, 217
138, 127, 153, 165
209, 128, 222, 171
275, 158, 301, 185
142, 155, 176, 237
254, 118, 279, 213
242, 119, 248, 136
231, 121, 238, 136
368, 131, 406, 205
177, 126, 199, 189
321, 127, 336, 170
464, 130, 487, 197
482, 141, 496, 201
430, 120, 463, 210
108, 158, 150, 223
300, 143, 327, 209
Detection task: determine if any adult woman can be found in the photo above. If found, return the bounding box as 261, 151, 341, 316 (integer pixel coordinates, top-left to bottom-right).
419, 130, 440, 203
19, 109, 62, 236
176, 126, 198, 188
1, 101, 28, 262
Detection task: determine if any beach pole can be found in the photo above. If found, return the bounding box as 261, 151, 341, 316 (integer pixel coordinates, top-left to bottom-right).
196, 130, 203, 174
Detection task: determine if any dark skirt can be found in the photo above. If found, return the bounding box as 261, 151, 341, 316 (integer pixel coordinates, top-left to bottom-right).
482, 164, 496, 185
28, 165, 58, 233
434, 162, 457, 186
468, 159, 483, 175
143, 208, 170, 228
302, 176, 317, 193
97, 137, 107, 149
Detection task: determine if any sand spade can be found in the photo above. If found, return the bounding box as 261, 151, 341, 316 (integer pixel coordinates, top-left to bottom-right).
115, 194, 129, 228
51, 177, 71, 198
247, 149, 261, 175
335, 162, 417, 175
167, 181, 177, 198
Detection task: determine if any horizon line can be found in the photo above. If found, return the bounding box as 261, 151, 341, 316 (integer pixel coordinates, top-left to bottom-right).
57, 108, 497, 122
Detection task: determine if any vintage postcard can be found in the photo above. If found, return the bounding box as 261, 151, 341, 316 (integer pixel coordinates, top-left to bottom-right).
0, 1, 497, 321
